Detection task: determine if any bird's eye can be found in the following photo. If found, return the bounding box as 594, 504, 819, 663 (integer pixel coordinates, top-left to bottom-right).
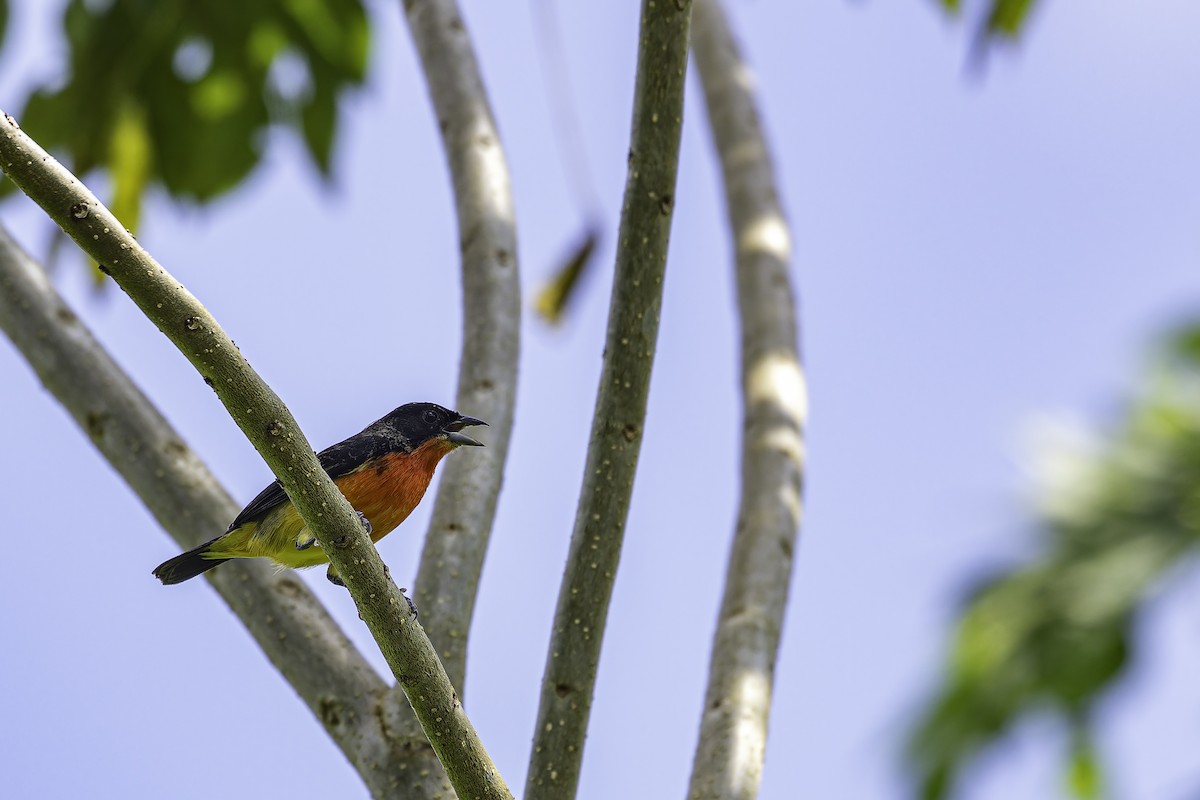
423, 409, 438, 424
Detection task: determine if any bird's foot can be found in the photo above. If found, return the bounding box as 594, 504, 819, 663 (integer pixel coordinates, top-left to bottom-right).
399, 588, 418, 619
356, 510, 373, 534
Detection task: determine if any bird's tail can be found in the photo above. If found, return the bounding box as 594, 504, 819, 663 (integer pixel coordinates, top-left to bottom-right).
153, 538, 230, 585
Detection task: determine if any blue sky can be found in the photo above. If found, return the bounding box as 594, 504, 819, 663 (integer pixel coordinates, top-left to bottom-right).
2, 1, 1199, 798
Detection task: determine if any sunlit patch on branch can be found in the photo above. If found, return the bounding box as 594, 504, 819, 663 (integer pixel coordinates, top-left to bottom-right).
737, 212, 791, 262
728, 668, 771, 798
746, 351, 807, 424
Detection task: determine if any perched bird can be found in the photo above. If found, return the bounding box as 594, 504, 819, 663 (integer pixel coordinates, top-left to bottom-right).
153, 402, 486, 586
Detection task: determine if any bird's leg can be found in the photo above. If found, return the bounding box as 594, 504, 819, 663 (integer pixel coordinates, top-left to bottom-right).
325, 569, 416, 618
356, 510, 373, 534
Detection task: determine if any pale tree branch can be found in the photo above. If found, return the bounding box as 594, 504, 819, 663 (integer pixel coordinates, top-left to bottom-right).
525, 2, 693, 799
688, 2, 806, 798
0, 113, 512, 800
400, 0, 520, 696
0, 222, 420, 794
376, 3, 522, 794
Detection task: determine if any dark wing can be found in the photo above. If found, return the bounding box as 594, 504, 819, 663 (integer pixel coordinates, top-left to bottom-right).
225, 431, 394, 531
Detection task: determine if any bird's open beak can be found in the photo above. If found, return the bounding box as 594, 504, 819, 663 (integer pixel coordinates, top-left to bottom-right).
444, 414, 488, 447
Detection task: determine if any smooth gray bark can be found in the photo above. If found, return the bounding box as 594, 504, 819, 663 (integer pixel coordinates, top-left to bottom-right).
525, 3, 694, 798
382, 3, 523, 795
400, 0, 521, 697
688, 2, 806, 798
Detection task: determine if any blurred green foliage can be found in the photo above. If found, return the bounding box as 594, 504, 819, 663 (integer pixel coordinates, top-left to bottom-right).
534, 225, 599, 325
906, 323, 1200, 798
1, 0, 368, 231
982, 0, 1039, 38
935, 0, 1042, 43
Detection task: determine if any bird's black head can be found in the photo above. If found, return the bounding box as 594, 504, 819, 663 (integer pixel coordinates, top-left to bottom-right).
384, 402, 488, 451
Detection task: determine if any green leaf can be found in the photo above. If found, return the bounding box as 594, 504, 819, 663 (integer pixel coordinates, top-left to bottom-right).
986, 0, 1040, 38
3, 0, 370, 235
932, 0, 1043, 47
535, 226, 602, 325
108, 100, 152, 234
1068, 731, 1103, 799
1169, 324, 1200, 363
301, 77, 337, 176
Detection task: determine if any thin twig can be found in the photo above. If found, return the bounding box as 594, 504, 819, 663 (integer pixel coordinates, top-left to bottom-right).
530, 0, 603, 217
524, 3, 693, 798
688, 2, 806, 798
0, 112, 512, 800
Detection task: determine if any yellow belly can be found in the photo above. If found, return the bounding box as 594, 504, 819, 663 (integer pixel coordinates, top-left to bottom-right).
207, 439, 454, 570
